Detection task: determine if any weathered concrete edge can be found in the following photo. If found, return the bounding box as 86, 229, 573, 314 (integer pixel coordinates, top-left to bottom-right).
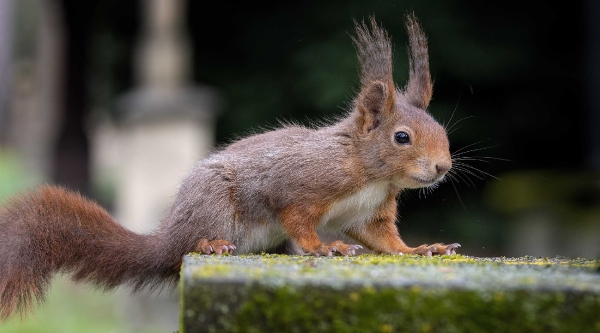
181, 278, 600, 333
180, 254, 600, 333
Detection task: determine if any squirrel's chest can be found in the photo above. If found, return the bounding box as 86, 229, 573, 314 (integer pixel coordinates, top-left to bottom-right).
319, 181, 391, 232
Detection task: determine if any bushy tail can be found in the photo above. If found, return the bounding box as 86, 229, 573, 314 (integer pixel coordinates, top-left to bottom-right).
0, 186, 181, 320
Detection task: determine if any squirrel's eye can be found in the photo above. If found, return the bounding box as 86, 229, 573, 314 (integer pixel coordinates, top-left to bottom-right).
394, 131, 411, 144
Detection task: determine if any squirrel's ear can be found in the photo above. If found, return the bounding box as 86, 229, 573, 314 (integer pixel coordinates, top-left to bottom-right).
404, 13, 433, 110
357, 80, 395, 133
352, 17, 396, 133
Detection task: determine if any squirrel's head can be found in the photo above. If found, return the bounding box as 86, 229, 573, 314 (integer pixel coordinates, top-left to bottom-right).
352, 15, 451, 189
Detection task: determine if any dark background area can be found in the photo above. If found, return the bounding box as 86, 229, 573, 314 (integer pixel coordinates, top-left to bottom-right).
16, 0, 600, 257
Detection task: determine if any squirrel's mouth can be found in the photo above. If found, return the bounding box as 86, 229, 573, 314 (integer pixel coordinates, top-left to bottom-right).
393, 174, 446, 189
410, 175, 443, 187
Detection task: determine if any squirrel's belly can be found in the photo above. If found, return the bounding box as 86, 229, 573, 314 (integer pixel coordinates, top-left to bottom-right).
319, 180, 391, 232
236, 221, 287, 254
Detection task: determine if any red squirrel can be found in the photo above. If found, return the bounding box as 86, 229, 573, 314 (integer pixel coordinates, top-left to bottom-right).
0, 15, 459, 319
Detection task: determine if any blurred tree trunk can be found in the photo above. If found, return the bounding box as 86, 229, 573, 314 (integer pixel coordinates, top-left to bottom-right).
52, 0, 98, 193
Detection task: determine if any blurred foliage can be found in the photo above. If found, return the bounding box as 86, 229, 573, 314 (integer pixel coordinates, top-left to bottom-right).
485, 170, 600, 258
486, 170, 600, 226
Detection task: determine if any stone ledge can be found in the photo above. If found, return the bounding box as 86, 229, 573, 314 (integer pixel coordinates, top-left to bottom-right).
180, 254, 600, 333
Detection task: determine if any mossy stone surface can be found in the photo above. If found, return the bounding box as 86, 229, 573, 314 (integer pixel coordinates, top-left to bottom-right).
180, 254, 600, 333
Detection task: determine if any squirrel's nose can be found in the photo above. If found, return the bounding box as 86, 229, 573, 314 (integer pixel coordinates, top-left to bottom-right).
435, 162, 451, 175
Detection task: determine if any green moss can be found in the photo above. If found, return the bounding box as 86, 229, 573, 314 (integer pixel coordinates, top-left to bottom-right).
229, 287, 599, 333
180, 254, 600, 332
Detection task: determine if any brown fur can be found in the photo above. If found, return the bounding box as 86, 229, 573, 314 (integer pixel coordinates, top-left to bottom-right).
0, 186, 183, 319
0, 14, 459, 320
279, 202, 331, 253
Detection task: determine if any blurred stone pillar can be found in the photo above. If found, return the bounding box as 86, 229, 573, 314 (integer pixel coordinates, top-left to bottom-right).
116, 0, 219, 233
116, 88, 218, 233
111, 0, 220, 331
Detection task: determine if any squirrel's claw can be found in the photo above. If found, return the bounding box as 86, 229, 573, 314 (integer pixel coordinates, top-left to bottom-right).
343, 244, 363, 256
444, 243, 461, 255
196, 239, 236, 255
410, 243, 460, 256
411, 244, 436, 256
316, 241, 363, 256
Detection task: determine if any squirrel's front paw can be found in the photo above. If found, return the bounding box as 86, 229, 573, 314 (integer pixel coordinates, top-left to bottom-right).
315, 240, 363, 256
196, 239, 236, 255
411, 243, 461, 256
437, 243, 461, 255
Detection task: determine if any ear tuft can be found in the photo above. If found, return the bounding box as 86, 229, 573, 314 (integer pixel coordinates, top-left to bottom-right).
352, 16, 394, 90
404, 13, 433, 109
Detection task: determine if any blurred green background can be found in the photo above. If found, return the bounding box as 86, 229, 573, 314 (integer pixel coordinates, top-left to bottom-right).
1, 0, 599, 332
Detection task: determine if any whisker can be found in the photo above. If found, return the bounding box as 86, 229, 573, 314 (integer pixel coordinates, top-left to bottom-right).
451, 141, 485, 155
445, 172, 459, 184
452, 165, 484, 181
443, 90, 461, 131
449, 168, 477, 187
447, 171, 469, 187
454, 157, 493, 164
448, 125, 463, 136
452, 144, 501, 157
446, 115, 477, 134
453, 156, 511, 162
429, 183, 439, 194
449, 177, 469, 213
453, 162, 501, 180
